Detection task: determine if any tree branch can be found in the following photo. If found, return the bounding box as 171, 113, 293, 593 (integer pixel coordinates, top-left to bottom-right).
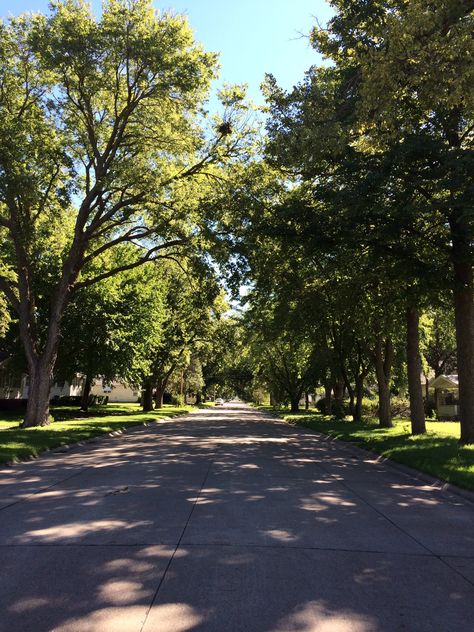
0, 277, 20, 315
74, 241, 189, 291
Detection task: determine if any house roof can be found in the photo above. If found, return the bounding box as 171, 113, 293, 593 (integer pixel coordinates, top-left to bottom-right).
429, 374, 459, 390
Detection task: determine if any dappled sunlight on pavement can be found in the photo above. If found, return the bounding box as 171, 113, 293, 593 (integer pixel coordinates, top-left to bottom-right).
0, 403, 474, 631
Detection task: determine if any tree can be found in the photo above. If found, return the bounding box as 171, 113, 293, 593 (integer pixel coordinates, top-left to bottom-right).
260, 7, 467, 434
311, 0, 474, 442
0, 0, 243, 426
0, 290, 10, 342
141, 258, 224, 410
424, 305, 457, 380
168, 355, 205, 405
56, 248, 164, 411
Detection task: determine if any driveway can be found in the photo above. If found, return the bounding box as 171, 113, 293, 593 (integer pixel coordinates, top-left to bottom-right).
0, 403, 473, 631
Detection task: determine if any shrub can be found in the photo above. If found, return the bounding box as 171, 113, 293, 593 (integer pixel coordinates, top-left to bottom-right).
0, 398, 27, 411
315, 398, 326, 413
316, 397, 348, 418
391, 397, 411, 418
360, 397, 379, 419
424, 399, 437, 419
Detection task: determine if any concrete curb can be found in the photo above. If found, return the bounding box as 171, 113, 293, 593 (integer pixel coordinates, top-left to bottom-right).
255, 407, 474, 506
2, 408, 199, 468
313, 429, 474, 506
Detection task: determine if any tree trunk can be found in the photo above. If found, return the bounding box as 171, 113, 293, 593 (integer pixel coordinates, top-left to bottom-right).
347, 391, 355, 419
423, 372, 430, 400
342, 371, 356, 421
155, 382, 165, 409
324, 383, 332, 414
80, 374, 92, 413
290, 393, 300, 413
406, 307, 426, 435
180, 371, 184, 405
142, 377, 154, 412
196, 391, 202, 405
305, 391, 310, 410
333, 380, 344, 418
450, 216, 474, 443
375, 337, 393, 428
22, 357, 54, 427
354, 376, 364, 423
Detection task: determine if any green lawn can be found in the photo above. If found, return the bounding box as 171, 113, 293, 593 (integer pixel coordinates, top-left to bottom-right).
259, 406, 474, 492
0, 403, 195, 464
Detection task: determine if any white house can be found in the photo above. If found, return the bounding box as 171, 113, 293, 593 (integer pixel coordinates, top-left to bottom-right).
90, 378, 140, 403
0, 367, 22, 399
428, 374, 459, 420
0, 368, 139, 404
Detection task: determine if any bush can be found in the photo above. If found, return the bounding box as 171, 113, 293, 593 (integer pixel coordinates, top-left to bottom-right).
316, 398, 348, 419
0, 398, 27, 411
361, 397, 379, 419
391, 397, 411, 418
424, 399, 437, 419
316, 395, 412, 421
55, 395, 82, 406
315, 398, 326, 413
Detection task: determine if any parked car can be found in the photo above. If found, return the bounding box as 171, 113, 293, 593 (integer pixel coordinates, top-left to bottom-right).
215, 398, 224, 406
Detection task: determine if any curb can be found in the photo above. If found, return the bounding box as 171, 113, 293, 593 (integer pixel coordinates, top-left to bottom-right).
2, 408, 198, 468
313, 429, 474, 506
256, 407, 474, 506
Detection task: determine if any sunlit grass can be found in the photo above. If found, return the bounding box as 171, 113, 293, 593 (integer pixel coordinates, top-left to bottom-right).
198, 401, 216, 408
259, 406, 474, 491
0, 404, 195, 464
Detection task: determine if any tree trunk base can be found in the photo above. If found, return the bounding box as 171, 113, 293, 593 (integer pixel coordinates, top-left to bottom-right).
22, 367, 53, 428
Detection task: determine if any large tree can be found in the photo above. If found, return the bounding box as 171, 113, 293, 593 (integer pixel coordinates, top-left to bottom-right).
141, 258, 224, 410
260, 4, 468, 435
56, 248, 165, 411
0, 0, 242, 426
311, 0, 474, 442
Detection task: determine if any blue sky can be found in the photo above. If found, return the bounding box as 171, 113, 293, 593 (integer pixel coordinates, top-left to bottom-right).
2, 1, 333, 105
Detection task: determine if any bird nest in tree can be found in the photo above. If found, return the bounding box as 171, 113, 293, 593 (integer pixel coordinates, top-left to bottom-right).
217, 121, 232, 136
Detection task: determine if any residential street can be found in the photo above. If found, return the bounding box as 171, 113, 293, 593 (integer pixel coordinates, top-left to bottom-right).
1, 403, 473, 632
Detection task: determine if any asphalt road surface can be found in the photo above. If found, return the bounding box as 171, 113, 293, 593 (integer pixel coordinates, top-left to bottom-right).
1, 402, 473, 631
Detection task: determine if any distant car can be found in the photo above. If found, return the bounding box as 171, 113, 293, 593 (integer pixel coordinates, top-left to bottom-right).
215, 398, 224, 406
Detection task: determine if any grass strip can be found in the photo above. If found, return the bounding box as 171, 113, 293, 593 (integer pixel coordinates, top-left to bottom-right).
0, 404, 195, 464
259, 406, 474, 492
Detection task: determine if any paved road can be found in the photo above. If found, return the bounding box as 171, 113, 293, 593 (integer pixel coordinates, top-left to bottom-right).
0, 403, 473, 632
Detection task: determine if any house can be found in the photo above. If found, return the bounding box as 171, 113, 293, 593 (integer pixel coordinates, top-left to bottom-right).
0, 367, 23, 399
428, 374, 459, 420
0, 352, 23, 399
0, 365, 139, 405
90, 378, 140, 403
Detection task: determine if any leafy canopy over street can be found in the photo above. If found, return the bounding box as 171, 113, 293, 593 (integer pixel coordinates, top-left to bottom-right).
0, 1, 473, 488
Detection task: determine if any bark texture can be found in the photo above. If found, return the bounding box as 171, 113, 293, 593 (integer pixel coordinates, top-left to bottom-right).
22, 357, 55, 427
450, 215, 474, 444
333, 380, 344, 418
406, 307, 426, 435
155, 382, 165, 409
324, 383, 332, 414
290, 394, 300, 413
375, 337, 393, 428
80, 375, 92, 413
142, 378, 154, 412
